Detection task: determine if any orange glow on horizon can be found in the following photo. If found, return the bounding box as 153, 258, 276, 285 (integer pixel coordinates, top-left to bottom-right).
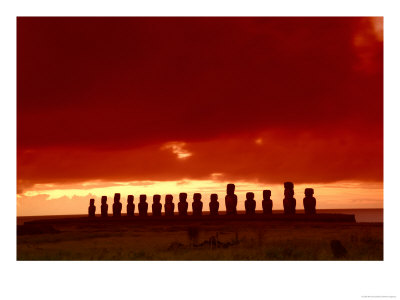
17, 179, 383, 216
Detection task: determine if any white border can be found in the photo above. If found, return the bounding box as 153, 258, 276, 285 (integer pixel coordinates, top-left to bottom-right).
1, 1, 399, 300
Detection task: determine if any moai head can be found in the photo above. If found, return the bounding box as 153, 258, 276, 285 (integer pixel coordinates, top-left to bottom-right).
305, 188, 314, 197
210, 194, 218, 202
179, 193, 187, 202
284, 182, 294, 190
263, 190, 271, 199
127, 195, 134, 204
246, 192, 254, 200
90, 198, 95, 206
193, 193, 202, 201
227, 183, 235, 195
114, 193, 121, 203
101, 196, 107, 205
153, 194, 161, 203
284, 189, 294, 198
165, 194, 173, 204
140, 194, 147, 203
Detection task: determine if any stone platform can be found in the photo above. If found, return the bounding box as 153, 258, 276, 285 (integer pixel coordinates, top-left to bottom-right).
24, 212, 356, 226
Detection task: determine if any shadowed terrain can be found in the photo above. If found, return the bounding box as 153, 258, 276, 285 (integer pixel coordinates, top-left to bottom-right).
17, 213, 382, 260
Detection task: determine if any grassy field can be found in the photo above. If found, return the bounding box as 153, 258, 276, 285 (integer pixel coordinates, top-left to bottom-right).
17, 218, 383, 260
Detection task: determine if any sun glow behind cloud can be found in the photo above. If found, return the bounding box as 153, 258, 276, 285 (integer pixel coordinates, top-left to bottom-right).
161, 142, 192, 159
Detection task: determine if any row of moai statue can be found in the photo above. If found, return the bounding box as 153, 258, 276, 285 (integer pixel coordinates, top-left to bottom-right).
88, 182, 316, 217
282, 182, 316, 215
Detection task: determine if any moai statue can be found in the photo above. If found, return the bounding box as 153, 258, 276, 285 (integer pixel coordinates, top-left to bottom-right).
245, 192, 256, 215
101, 196, 108, 217
192, 193, 203, 216
283, 182, 296, 214
178, 193, 188, 216
303, 188, 316, 215
88, 198, 96, 217
113, 193, 122, 217
138, 194, 148, 217
164, 194, 175, 216
209, 194, 219, 216
127, 195, 135, 217
262, 190, 273, 214
225, 183, 238, 215
152, 194, 162, 217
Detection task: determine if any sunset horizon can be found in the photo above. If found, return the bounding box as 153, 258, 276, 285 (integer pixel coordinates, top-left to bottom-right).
17, 179, 383, 217
17, 17, 383, 217
8, 0, 399, 295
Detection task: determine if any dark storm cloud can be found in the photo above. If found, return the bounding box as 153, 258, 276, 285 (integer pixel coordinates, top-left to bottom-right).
17, 17, 383, 189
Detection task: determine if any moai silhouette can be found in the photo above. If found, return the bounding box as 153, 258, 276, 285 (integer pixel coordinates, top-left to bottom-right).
164, 194, 175, 216
88, 198, 96, 217
138, 194, 148, 217
283, 182, 296, 214
178, 193, 188, 216
192, 193, 203, 216
152, 194, 162, 216
225, 183, 238, 215
262, 190, 273, 214
101, 196, 108, 217
303, 188, 316, 215
127, 195, 135, 217
209, 193, 219, 216
113, 193, 122, 217
245, 192, 256, 215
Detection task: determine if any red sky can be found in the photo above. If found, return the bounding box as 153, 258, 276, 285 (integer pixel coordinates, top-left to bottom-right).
17, 17, 383, 215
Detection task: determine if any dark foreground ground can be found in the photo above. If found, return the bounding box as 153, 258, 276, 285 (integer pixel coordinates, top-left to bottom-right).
17, 214, 383, 260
